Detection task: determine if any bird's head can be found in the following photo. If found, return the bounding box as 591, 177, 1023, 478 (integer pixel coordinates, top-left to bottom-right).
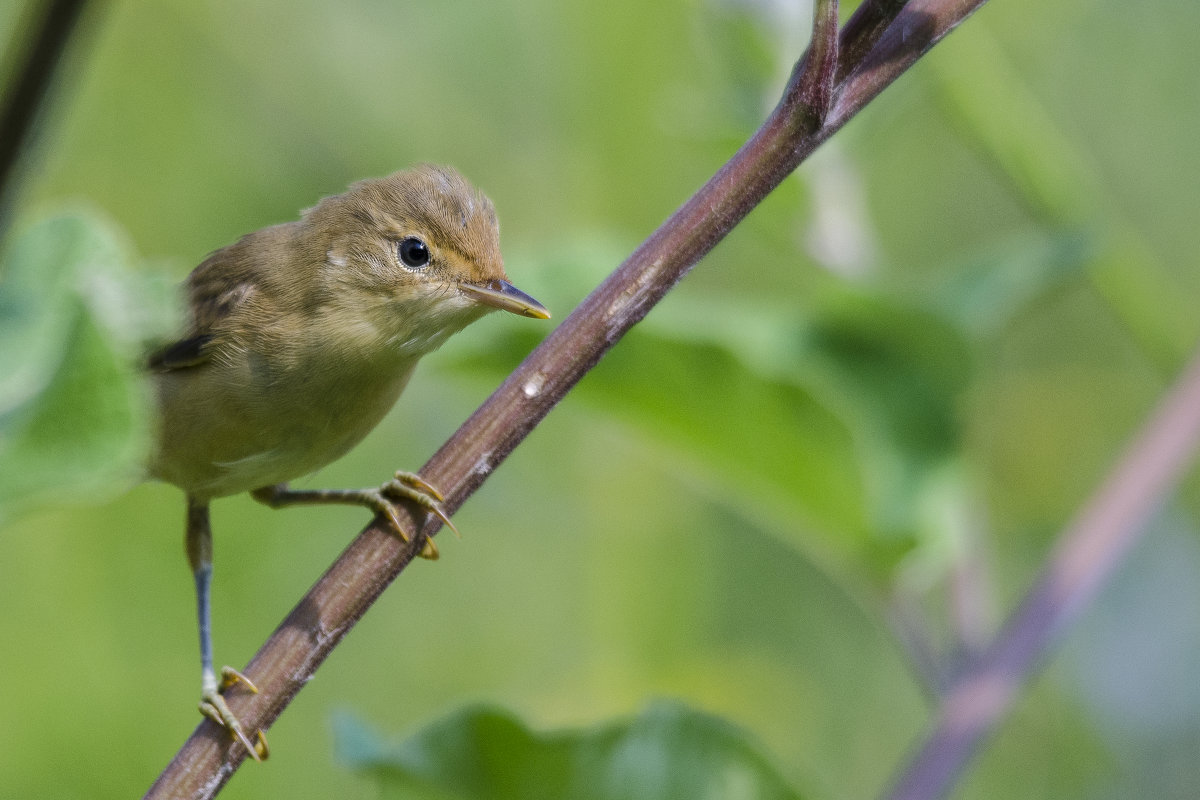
305, 165, 549, 356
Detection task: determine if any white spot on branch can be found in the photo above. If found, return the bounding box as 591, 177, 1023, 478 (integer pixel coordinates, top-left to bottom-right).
522, 372, 545, 398
473, 452, 494, 479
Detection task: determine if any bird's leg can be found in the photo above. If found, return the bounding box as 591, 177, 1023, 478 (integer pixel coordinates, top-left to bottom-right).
249, 471, 453, 560
186, 498, 269, 761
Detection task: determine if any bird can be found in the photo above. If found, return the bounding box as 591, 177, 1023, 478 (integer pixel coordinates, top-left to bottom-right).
147, 165, 550, 760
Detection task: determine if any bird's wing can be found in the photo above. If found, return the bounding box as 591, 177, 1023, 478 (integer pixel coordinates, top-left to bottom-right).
147, 333, 216, 371
147, 260, 257, 372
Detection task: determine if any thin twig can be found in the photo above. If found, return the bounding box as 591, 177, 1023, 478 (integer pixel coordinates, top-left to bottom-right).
145, 1, 990, 796
882, 347, 1200, 800
0, 0, 92, 230
835, 0, 910, 84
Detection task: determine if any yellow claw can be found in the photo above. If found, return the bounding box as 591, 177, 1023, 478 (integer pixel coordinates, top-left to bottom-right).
394, 471, 445, 502
219, 665, 259, 694
200, 666, 268, 762
251, 729, 270, 761
420, 536, 439, 560
380, 472, 460, 545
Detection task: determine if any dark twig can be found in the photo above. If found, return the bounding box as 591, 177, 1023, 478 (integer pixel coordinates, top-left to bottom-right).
883, 347, 1200, 800
145, 1, 990, 796
828, 0, 989, 130
793, 0, 839, 130
835, 0, 910, 84
0, 0, 91, 229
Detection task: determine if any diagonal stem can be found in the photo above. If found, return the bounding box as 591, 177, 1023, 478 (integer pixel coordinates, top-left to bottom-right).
145, 1, 990, 796
882, 346, 1200, 800
0, 0, 92, 234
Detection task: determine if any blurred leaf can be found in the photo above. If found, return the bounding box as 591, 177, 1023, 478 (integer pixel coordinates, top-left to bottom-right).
587, 328, 872, 543
633, 283, 977, 553
335, 701, 806, 800
930, 229, 1094, 339
0, 214, 99, 414
0, 211, 166, 522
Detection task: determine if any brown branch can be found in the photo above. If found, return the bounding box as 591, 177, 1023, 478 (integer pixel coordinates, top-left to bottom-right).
145, 1, 991, 796
882, 346, 1200, 800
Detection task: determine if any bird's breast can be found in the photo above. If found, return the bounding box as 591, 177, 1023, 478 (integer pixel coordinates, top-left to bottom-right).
150, 345, 418, 500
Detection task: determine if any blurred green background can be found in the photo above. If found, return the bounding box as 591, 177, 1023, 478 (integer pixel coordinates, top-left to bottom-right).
2, 0, 1198, 797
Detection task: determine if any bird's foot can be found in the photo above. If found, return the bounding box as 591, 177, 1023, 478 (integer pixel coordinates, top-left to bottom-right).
199, 666, 269, 762
250, 474, 453, 559
365, 471, 455, 560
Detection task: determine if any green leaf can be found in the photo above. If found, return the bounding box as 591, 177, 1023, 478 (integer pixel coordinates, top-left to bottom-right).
0, 210, 163, 522
0, 215, 97, 414
335, 701, 806, 800
929, 230, 1094, 339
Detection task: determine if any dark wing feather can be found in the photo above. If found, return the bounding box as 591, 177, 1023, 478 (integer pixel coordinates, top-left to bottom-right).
147, 254, 257, 373
147, 334, 215, 371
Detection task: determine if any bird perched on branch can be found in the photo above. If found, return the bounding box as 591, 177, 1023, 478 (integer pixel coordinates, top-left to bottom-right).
148, 165, 550, 760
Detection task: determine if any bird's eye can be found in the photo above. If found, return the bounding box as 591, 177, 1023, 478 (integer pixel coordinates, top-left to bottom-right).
397, 237, 430, 269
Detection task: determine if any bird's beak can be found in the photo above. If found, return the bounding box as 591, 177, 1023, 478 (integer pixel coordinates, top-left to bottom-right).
458, 279, 551, 319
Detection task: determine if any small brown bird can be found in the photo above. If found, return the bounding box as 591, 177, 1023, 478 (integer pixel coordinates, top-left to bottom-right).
148, 165, 549, 760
